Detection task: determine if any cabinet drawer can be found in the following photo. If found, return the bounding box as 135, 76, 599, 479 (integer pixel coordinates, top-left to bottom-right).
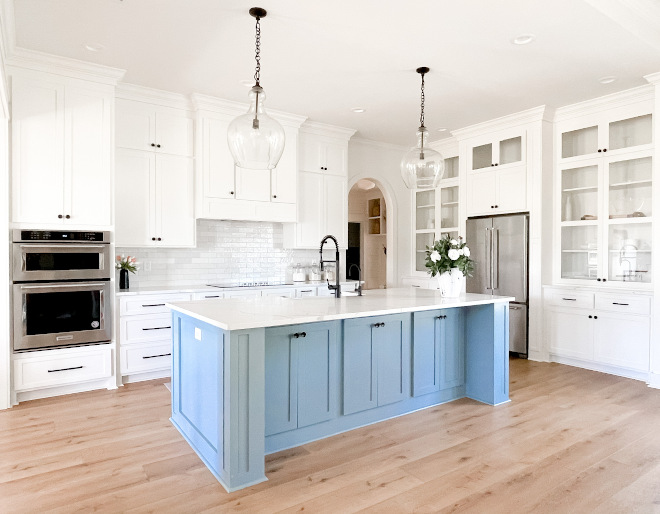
595, 294, 650, 315
121, 314, 172, 345
121, 341, 171, 374
120, 293, 191, 315
545, 289, 593, 309
192, 291, 224, 300
14, 346, 112, 391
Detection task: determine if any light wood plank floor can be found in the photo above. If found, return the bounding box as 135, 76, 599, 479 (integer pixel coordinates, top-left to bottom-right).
2, 358, 660, 513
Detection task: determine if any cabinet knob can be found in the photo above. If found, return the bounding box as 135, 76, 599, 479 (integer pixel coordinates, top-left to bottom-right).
151, 143, 156, 147
603, 148, 607, 153
495, 163, 499, 166
157, 237, 162, 241
293, 332, 299, 338
65, 214, 70, 219
152, 237, 156, 241
156, 144, 161, 148
58, 214, 63, 219
230, 191, 234, 195
491, 164, 495, 167
594, 315, 598, 319
588, 315, 593, 318
494, 205, 498, 209
602, 278, 607, 282
597, 278, 601, 282
301, 331, 306, 338
273, 194, 277, 198
598, 149, 602, 153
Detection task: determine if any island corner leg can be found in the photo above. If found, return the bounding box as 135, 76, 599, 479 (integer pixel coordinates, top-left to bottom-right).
465, 302, 510, 405
222, 327, 267, 491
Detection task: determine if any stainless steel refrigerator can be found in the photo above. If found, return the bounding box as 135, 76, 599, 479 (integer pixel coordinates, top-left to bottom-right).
466, 213, 528, 356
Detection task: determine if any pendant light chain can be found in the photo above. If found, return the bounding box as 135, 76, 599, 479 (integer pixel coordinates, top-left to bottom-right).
419, 71, 425, 129
254, 15, 261, 86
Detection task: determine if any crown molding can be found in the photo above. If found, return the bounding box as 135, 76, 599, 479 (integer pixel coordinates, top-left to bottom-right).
644, 72, 660, 85
191, 93, 307, 128
554, 84, 654, 122
429, 136, 459, 155
300, 120, 356, 141
452, 105, 550, 140
6, 47, 125, 85
350, 136, 408, 152
117, 83, 193, 110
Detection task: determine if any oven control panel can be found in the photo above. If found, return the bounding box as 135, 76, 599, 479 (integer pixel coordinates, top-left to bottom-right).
14, 230, 110, 243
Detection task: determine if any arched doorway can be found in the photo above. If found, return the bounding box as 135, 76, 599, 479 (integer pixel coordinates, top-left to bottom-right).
347, 178, 393, 289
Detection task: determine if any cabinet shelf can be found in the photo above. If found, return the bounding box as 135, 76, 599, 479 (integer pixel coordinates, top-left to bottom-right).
416, 204, 435, 209
609, 179, 652, 188
561, 220, 599, 227
562, 185, 598, 193
441, 201, 459, 207
607, 216, 652, 224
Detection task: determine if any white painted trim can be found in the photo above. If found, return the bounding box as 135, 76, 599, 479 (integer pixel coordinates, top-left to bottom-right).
554, 84, 654, 122
550, 354, 650, 383
350, 136, 408, 152
191, 92, 307, 128
347, 174, 397, 288
648, 372, 660, 389
645, 72, 660, 85
300, 120, 357, 141
6, 47, 125, 85
0, 117, 8, 410
117, 83, 193, 110
451, 105, 551, 140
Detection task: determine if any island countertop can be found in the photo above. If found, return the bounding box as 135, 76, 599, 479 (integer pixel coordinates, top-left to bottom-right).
167, 287, 513, 331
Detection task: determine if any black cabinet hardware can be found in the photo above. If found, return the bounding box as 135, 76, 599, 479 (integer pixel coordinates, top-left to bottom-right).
58, 214, 63, 218
143, 353, 171, 359
48, 365, 83, 373
142, 326, 171, 331
588, 315, 593, 318
157, 237, 162, 241
142, 303, 166, 307
435, 315, 447, 319
594, 315, 598, 319
230, 191, 234, 195
562, 298, 577, 301
292, 332, 307, 338
612, 302, 629, 306
156, 144, 161, 148
151, 143, 155, 147
152, 237, 156, 241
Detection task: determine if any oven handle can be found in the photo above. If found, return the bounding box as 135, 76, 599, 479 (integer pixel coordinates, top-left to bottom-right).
18, 244, 108, 249
18, 282, 107, 289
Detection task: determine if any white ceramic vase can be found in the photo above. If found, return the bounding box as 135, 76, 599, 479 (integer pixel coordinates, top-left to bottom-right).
436, 268, 464, 297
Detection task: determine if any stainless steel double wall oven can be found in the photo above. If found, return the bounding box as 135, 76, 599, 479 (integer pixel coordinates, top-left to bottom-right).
12, 230, 113, 351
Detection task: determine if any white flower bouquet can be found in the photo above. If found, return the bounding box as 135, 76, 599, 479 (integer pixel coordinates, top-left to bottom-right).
425, 235, 474, 277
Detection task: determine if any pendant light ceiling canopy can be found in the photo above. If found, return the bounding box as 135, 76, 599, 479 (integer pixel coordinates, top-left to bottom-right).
400, 67, 444, 189
227, 7, 285, 170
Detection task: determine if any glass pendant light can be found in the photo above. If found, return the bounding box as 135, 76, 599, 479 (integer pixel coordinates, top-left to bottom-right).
400, 67, 444, 189
227, 7, 285, 170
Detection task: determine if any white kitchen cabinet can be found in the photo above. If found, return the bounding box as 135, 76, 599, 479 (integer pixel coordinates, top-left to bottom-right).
11, 71, 113, 227
545, 287, 651, 378
116, 98, 193, 157
192, 96, 305, 222
115, 149, 194, 247
283, 123, 355, 249
466, 165, 527, 215
468, 129, 525, 171
555, 101, 653, 288
118, 292, 192, 381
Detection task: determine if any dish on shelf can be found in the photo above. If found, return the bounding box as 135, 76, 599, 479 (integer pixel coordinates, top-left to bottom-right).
581, 214, 597, 220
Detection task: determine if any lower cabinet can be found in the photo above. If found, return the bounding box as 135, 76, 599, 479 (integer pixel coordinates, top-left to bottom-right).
342, 313, 411, 415
545, 287, 651, 375
265, 321, 339, 436
412, 308, 465, 397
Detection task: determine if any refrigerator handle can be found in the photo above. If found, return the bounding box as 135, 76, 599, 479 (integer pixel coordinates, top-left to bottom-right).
485, 228, 492, 290
492, 228, 499, 290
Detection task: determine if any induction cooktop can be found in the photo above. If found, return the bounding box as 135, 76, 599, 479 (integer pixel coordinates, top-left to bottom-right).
207, 281, 294, 288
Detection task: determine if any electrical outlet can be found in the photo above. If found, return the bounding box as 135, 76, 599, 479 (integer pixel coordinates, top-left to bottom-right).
142, 260, 151, 272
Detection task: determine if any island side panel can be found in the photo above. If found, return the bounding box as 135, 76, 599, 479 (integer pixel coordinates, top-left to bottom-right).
170, 312, 224, 480
170, 311, 267, 492
465, 302, 510, 405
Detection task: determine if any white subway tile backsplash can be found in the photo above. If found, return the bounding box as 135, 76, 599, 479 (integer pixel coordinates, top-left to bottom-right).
117, 219, 321, 288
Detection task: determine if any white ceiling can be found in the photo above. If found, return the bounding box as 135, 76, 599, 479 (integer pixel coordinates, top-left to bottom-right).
7, 0, 660, 146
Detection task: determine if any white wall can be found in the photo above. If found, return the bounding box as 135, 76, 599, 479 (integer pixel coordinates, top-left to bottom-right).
347, 138, 409, 286
0, 52, 9, 410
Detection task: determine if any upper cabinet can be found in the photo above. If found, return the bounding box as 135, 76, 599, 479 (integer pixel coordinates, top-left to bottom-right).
115, 99, 194, 157
554, 92, 654, 288
10, 69, 116, 228
192, 94, 306, 223
115, 89, 195, 247
283, 123, 356, 249
463, 127, 528, 216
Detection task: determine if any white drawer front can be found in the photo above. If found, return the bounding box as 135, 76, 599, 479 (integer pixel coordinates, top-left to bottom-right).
121, 342, 172, 374
263, 288, 295, 298
295, 287, 317, 297
224, 290, 262, 298
121, 314, 172, 345
14, 346, 112, 391
192, 291, 224, 300
545, 289, 594, 309
120, 293, 191, 315
595, 294, 650, 315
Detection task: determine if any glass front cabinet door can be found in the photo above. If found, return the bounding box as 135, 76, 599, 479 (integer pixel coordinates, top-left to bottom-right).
557, 109, 653, 287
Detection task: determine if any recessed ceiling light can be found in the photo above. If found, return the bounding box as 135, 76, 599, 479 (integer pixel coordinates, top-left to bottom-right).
598, 76, 617, 85
83, 43, 104, 52
511, 34, 535, 45
351, 107, 366, 113
239, 79, 254, 88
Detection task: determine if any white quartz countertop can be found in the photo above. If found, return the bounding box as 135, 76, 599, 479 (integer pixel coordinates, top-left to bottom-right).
167, 288, 514, 331
115, 280, 359, 296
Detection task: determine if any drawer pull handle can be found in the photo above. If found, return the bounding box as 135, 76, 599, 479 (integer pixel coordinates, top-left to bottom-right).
48, 365, 83, 373
142, 303, 166, 307
142, 326, 172, 331
510, 306, 522, 310
204, 295, 221, 298
301, 290, 313, 293
143, 353, 171, 359
612, 302, 629, 306
561, 298, 577, 301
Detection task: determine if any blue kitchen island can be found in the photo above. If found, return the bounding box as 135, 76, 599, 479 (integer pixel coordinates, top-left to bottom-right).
167, 288, 512, 492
